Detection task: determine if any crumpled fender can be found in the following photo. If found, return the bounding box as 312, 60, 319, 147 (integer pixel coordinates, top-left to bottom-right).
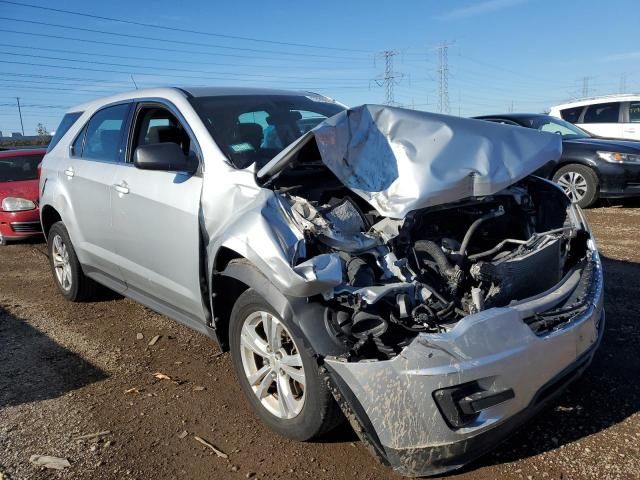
220, 258, 349, 357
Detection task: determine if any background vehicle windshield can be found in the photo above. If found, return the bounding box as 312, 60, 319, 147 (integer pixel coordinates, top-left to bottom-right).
0, 154, 43, 182
521, 116, 590, 139
190, 94, 345, 169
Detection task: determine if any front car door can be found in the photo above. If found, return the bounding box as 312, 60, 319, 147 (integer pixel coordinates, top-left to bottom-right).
577, 101, 623, 139
61, 102, 132, 292
110, 101, 206, 327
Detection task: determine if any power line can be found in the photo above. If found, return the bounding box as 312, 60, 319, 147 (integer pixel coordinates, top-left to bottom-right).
0, 59, 369, 88
0, 42, 368, 77
0, 50, 369, 83
0, 28, 366, 66
0, 0, 369, 53
0, 16, 367, 61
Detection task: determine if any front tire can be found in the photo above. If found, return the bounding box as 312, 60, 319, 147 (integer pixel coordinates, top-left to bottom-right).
553, 164, 599, 208
47, 221, 97, 301
229, 289, 342, 441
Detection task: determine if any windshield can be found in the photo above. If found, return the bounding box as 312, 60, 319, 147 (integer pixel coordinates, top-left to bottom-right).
521, 116, 590, 139
0, 154, 43, 182
190, 94, 345, 169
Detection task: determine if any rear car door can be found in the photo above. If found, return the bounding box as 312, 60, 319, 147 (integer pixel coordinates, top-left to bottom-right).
577, 102, 623, 138
621, 101, 640, 140
61, 102, 132, 291
110, 101, 206, 323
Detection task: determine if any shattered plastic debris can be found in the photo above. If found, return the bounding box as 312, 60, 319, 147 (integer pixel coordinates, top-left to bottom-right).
148, 335, 161, 346
152, 372, 171, 381
29, 455, 71, 470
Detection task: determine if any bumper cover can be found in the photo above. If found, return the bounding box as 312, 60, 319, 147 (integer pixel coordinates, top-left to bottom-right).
597, 161, 640, 198
324, 252, 604, 477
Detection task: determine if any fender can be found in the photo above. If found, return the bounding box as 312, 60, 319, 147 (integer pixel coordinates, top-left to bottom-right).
220, 258, 349, 357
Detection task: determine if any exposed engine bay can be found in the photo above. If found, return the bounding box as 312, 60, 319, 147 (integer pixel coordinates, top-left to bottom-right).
273, 173, 589, 361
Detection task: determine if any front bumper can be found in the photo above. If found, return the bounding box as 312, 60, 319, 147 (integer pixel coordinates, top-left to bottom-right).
324, 250, 604, 477
597, 161, 640, 198
0, 208, 42, 242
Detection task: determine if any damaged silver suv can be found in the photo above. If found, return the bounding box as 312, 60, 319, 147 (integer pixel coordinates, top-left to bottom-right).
40, 87, 604, 477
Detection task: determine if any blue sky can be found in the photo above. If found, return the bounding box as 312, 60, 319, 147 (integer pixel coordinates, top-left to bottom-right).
0, 0, 638, 135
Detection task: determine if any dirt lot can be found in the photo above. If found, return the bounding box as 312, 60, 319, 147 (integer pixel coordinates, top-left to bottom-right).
1, 203, 639, 480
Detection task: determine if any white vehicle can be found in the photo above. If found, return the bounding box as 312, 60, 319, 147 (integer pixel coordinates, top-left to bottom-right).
549, 94, 640, 141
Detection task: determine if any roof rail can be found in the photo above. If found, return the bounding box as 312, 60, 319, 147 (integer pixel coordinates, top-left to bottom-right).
556, 93, 640, 105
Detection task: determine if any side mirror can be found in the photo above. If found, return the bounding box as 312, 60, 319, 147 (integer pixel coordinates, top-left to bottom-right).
134, 143, 196, 172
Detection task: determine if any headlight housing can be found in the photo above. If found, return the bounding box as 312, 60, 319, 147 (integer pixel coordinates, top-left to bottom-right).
596, 151, 640, 164
1, 197, 36, 212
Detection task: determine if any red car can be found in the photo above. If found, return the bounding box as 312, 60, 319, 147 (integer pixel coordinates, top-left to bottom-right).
0, 148, 46, 245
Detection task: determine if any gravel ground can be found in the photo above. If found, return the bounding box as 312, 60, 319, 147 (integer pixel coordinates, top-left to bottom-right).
0, 203, 639, 480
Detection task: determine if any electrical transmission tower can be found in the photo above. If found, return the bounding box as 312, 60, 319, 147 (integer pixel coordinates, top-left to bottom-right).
582, 76, 590, 97
437, 43, 451, 114
374, 50, 404, 106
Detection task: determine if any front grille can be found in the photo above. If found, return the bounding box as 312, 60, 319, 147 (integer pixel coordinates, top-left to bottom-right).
10, 221, 42, 233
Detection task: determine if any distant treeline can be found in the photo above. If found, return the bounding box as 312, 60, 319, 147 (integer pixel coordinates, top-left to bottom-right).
0, 136, 51, 149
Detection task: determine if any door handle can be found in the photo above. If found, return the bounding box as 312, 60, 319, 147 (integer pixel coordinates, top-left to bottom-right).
64, 167, 74, 178
113, 182, 129, 195
624, 128, 636, 133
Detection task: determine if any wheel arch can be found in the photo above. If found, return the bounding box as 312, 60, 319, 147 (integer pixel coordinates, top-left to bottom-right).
551, 158, 599, 180
211, 249, 347, 357
40, 204, 62, 240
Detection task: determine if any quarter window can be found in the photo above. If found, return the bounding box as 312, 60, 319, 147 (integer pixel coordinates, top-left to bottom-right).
47, 111, 83, 152
629, 102, 640, 123
82, 103, 130, 161
583, 102, 620, 124
560, 106, 583, 124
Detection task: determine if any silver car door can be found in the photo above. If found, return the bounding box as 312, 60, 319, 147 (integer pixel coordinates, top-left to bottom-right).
62, 102, 132, 292
110, 101, 206, 322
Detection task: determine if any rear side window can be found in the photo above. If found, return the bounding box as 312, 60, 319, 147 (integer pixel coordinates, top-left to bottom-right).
560, 106, 583, 124
629, 102, 640, 123
82, 103, 131, 161
583, 102, 620, 124
47, 111, 83, 153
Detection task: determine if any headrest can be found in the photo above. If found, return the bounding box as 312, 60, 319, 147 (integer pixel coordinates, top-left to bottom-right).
266, 111, 302, 125
235, 123, 263, 149
147, 125, 181, 144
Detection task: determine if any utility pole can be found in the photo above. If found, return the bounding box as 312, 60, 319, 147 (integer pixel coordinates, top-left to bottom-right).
437, 42, 451, 114
374, 50, 404, 106
620, 72, 627, 93
16, 97, 24, 136
582, 77, 590, 97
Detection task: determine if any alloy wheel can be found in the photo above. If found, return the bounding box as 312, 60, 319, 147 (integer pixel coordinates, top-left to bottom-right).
239, 311, 306, 419
51, 234, 72, 291
557, 171, 588, 203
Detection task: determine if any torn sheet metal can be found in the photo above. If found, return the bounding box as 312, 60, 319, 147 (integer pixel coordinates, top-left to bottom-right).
259, 105, 562, 219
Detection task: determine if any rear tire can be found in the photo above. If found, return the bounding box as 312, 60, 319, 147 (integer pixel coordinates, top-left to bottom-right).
47, 221, 98, 301
229, 288, 342, 441
552, 164, 599, 208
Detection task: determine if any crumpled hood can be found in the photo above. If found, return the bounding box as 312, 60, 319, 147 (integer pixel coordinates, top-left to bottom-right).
258, 104, 562, 219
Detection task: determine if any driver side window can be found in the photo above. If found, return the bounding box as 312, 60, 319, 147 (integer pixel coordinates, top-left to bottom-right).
131, 105, 193, 157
